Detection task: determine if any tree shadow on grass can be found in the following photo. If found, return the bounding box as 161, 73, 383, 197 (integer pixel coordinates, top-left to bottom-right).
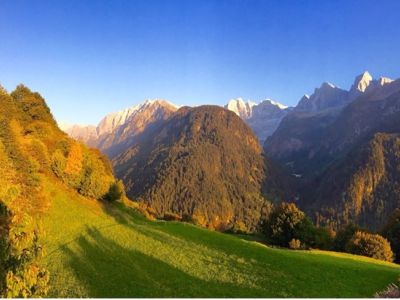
91, 202, 400, 298
60, 225, 266, 298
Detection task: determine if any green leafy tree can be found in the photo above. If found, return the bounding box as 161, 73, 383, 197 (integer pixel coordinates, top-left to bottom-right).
264, 202, 311, 247
345, 231, 394, 262
264, 202, 333, 249
334, 223, 360, 251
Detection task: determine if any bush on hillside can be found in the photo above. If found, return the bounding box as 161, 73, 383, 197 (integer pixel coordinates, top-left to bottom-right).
104, 180, 125, 202
264, 203, 308, 247
162, 212, 182, 221
264, 202, 334, 249
310, 226, 334, 250
289, 238, 301, 249
51, 142, 114, 199
334, 223, 360, 251
230, 220, 249, 234
381, 209, 400, 262
345, 231, 394, 262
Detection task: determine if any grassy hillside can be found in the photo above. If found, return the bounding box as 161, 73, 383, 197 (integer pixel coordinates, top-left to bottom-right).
42, 179, 399, 297
0, 85, 118, 297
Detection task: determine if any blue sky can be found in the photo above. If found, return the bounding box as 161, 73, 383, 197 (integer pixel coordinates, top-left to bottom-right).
1, 0, 400, 125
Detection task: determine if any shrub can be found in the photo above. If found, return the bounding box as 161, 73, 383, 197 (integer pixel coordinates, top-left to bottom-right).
289, 238, 301, 250
310, 226, 334, 250
264, 202, 312, 247
334, 223, 360, 251
230, 220, 249, 234
345, 231, 394, 262
104, 180, 125, 202
181, 213, 194, 223
162, 212, 182, 221
51, 149, 67, 178
381, 209, 400, 262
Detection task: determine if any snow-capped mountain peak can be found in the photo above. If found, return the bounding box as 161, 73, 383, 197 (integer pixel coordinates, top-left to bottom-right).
96, 99, 177, 136
377, 76, 394, 86
351, 71, 373, 94
225, 97, 255, 119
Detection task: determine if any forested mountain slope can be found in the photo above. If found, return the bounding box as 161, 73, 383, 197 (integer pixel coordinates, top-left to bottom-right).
265, 73, 400, 230
113, 106, 272, 232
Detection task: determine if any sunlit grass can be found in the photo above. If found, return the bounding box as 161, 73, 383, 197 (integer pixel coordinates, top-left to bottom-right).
41, 179, 399, 297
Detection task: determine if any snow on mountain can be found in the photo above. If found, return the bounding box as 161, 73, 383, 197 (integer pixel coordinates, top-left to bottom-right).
295, 71, 393, 114
224, 98, 291, 142
224, 98, 255, 119
350, 71, 373, 94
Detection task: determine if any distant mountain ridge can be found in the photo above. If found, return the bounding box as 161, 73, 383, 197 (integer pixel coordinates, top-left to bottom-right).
59, 70, 400, 232
265, 71, 396, 167
265, 71, 400, 230
62, 97, 292, 147
61, 99, 178, 157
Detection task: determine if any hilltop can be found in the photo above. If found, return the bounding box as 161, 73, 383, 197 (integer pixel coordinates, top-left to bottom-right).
113, 105, 271, 231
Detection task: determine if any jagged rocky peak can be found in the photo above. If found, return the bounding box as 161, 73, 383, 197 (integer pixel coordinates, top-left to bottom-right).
295, 81, 348, 113
349, 71, 396, 100
377, 76, 394, 86
351, 71, 373, 93
97, 99, 177, 136
225, 97, 255, 119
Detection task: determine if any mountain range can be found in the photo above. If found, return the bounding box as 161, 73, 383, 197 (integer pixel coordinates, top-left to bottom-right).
60, 71, 400, 232
61, 97, 290, 147
265, 71, 400, 230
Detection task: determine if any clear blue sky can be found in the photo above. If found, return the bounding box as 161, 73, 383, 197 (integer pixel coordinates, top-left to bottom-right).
1, 0, 400, 125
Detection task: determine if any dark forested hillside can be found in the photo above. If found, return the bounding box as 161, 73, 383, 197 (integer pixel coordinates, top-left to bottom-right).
0, 85, 118, 297
303, 133, 400, 231
113, 105, 273, 231
265, 76, 400, 231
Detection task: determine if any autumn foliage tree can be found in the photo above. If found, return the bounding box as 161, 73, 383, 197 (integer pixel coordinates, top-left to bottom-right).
51, 141, 114, 199
0, 110, 49, 296
0, 84, 119, 297
345, 231, 394, 262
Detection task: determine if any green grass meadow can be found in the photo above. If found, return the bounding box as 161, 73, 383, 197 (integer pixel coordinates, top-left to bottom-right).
41, 180, 400, 297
